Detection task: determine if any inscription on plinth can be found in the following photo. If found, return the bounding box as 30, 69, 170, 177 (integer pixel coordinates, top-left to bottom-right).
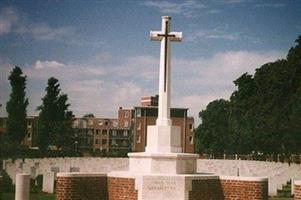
141, 176, 185, 200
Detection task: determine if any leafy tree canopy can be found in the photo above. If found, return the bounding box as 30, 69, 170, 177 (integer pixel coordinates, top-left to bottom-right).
196, 35, 301, 155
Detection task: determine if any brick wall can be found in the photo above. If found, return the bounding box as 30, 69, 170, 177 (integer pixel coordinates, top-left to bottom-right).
220, 177, 268, 200
55, 174, 107, 200
54, 173, 268, 200
189, 177, 268, 200
295, 181, 301, 200
108, 177, 137, 200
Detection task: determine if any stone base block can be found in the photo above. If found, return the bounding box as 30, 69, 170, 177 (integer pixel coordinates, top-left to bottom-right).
128, 152, 198, 174
145, 125, 181, 153
108, 171, 220, 200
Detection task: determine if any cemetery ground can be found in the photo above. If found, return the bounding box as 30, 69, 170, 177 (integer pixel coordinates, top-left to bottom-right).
0, 192, 293, 200
1, 192, 55, 200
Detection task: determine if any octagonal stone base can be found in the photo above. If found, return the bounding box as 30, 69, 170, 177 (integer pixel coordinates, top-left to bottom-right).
128, 152, 198, 174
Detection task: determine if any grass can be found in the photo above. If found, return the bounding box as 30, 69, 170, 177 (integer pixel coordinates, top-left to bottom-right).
1, 192, 55, 200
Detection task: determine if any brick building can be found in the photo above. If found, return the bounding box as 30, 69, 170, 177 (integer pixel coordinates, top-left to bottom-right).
61, 116, 133, 155
73, 117, 131, 154
0, 116, 38, 147
72, 117, 94, 153
118, 95, 195, 153
0, 94, 194, 154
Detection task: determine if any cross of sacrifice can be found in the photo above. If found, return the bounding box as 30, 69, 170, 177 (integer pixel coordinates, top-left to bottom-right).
150, 16, 182, 126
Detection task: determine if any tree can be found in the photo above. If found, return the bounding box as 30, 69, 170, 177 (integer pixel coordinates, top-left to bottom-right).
83, 113, 95, 118
196, 99, 231, 156
195, 35, 301, 155
37, 77, 73, 151
6, 66, 28, 145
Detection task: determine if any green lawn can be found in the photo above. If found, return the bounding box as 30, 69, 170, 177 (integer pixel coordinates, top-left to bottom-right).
1, 193, 55, 200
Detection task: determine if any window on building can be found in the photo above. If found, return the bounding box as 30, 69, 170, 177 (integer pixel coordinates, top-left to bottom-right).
137, 135, 141, 143
82, 120, 87, 128
98, 120, 103, 126
112, 130, 117, 137
123, 130, 128, 137
27, 132, 31, 139
124, 120, 129, 128
96, 129, 101, 135
112, 139, 116, 145
88, 129, 93, 135
122, 140, 127, 146
189, 136, 193, 145
137, 122, 141, 130
95, 139, 100, 144
0, 119, 4, 128
112, 120, 118, 127
189, 123, 193, 130
103, 129, 107, 135
102, 139, 107, 145
27, 120, 32, 128
88, 119, 93, 126
136, 108, 141, 117
73, 120, 79, 128
105, 121, 108, 126
124, 111, 129, 118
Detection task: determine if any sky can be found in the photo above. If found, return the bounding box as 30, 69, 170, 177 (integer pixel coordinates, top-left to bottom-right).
0, 0, 301, 124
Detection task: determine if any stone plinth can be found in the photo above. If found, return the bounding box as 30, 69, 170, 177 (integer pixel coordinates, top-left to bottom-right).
145, 125, 181, 153
55, 173, 107, 200
295, 180, 301, 200
128, 152, 198, 174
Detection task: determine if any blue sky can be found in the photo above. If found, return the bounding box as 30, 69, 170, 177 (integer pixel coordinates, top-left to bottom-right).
0, 0, 301, 123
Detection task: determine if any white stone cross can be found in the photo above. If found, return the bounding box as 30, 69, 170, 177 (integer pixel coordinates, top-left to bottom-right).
150, 16, 182, 126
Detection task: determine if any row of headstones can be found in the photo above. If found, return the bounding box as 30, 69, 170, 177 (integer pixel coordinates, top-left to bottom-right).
197, 159, 301, 196
3, 157, 129, 184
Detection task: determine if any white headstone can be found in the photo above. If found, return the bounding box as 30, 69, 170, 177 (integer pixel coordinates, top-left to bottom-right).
15, 173, 30, 200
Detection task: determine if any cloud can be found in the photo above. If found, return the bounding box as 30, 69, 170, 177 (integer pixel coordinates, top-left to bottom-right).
34, 60, 66, 69
206, 9, 221, 14
0, 6, 18, 35
254, 3, 286, 8
111, 55, 158, 81
187, 24, 242, 42
0, 6, 72, 41
17, 23, 72, 41
141, 0, 206, 18
1, 50, 286, 125
170, 50, 285, 124
187, 30, 239, 42
0, 58, 13, 116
